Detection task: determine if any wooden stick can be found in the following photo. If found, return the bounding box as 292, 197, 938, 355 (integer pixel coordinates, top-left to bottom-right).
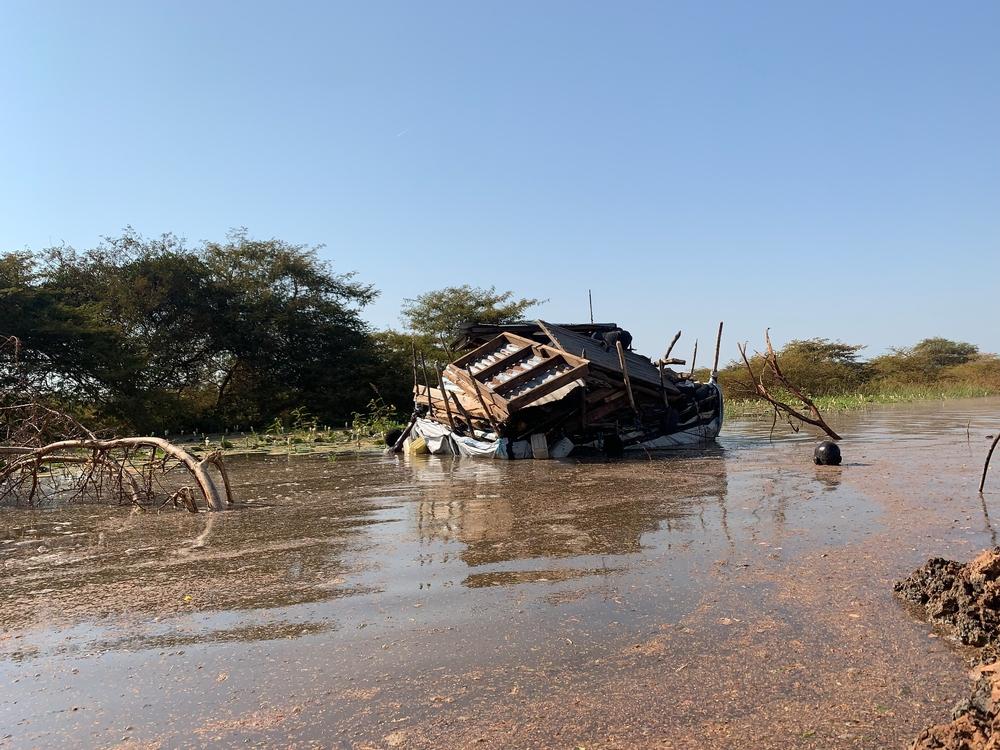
466, 365, 501, 434
981, 432, 1000, 493
392, 413, 418, 453
689, 339, 698, 377
411, 340, 419, 396
437, 366, 457, 432
711, 321, 724, 377
615, 340, 638, 415
737, 335, 842, 441
658, 359, 669, 408
420, 352, 434, 416
664, 330, 682, 360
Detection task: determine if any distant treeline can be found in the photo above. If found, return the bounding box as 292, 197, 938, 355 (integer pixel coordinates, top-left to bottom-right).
1, 229, 538, 434
4, 228, 998, 434
703, 337, 1000, 408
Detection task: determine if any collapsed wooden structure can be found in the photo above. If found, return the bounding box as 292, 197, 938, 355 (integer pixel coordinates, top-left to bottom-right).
401, 321, 724, 459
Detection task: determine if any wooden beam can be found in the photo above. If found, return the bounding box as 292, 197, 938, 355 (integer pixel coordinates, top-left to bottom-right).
466, 365, 502, 434
616, 340, 639, 415
711, 321, 724, 377
506, 366, 587, 412
474, 344, 536, 382
437, 366, 457, 432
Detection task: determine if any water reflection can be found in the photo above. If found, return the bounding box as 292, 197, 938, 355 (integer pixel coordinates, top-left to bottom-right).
404, 452, 729, 573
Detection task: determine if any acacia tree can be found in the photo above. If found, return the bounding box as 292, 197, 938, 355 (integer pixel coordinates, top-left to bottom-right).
399, 284, 543, 362
2, 228, 383, 432
199, 228, 380, 428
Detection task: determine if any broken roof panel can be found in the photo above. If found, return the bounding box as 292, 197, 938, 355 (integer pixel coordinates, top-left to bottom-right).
537, 320, 679, 393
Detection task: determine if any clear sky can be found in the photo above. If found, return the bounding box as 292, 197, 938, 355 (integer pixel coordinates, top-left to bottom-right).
3, 1, 998, 362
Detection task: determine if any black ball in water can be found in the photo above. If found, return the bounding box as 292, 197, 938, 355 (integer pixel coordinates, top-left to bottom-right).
814, 441, 842, 466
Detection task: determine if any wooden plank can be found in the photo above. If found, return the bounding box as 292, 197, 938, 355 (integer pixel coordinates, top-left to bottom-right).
505, 364, 589, 412
445, 364, 510, 420
466, 365, 501, 433
452, 331, 534, 371
475, 344, 536, 381
616, 340, 638, 414
492, 355, 563, 396
437, 366, 456, 431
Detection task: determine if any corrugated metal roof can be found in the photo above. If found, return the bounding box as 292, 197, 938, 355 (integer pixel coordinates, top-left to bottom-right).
538, 320, 678, 392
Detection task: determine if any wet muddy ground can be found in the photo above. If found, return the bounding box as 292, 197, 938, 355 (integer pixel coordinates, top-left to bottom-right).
3, 398, 1000, 749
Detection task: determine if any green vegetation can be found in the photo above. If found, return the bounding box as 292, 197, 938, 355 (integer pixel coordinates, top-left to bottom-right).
695, 337, 1000, 418
2, 231, 539, 437
5, 228, 998, 436
1, 228, 397, 434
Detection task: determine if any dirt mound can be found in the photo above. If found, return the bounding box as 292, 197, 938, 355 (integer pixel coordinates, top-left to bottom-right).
909, 663, 999, 750
895, 549, 1000, 647
898, 550, 1000, 749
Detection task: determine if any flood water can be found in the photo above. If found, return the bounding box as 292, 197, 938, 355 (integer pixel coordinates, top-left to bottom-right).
3, 399, 1000, 749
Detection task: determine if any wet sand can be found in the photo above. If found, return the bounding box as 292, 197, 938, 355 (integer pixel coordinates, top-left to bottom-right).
3, 398, 1000, 749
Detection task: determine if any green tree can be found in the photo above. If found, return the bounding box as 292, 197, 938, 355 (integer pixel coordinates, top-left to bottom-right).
2, 228, 385, 433
400, 284, 543, 362
872, 337, 979, 384
199, 228, 379, 429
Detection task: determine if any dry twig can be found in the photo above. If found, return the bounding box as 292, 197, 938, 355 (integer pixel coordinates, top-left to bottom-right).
738, 329, 842, 441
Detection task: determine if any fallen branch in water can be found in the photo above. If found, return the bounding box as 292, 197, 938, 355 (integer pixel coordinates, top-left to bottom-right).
1, 335, 233, 511
738, 329, 842, 441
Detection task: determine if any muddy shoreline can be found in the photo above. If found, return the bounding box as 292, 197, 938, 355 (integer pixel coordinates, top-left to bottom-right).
3, 398, 1000, 749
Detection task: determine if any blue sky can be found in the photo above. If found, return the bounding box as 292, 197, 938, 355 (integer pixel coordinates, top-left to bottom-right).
3, 1, 998, 361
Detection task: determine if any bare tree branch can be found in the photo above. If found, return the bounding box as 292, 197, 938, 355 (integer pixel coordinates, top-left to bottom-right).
738, 330, 842, 441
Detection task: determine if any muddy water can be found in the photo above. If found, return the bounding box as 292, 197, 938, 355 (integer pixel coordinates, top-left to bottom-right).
2, 399, 1000, 749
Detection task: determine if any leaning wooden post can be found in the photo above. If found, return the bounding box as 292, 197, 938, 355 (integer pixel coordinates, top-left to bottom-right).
419, 352, 434, 417
437, 366, 457, 432
689, 340, 698, 378
449, 391, 475, 432
711, 321, 724, 380
392, 413, 419, 453
664, 330, 682, 360
466, 365, 501, 435
981, 432, 1000, 493
615, 340, 639, 415
410, 340, 419, 391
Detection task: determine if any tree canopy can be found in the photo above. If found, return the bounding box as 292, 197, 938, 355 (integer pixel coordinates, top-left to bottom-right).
400, 284, 543, 361
1, 228, 384, 432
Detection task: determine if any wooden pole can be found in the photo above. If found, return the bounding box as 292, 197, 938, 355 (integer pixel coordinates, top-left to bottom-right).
411, 340, 419, 396
392, 414, 418, 453
420, 352, 434, 416
664, 330, 682, 360
449, 391, 476, 432
588, 290, 594, 324
437, 366, 457, 432
616, 340, 638, 415
711, 321, 724, 378
466, 365, 501, 435
689, 340, 698, 378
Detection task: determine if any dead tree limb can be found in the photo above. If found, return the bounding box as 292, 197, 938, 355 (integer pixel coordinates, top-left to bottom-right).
738, 330, 842, 441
